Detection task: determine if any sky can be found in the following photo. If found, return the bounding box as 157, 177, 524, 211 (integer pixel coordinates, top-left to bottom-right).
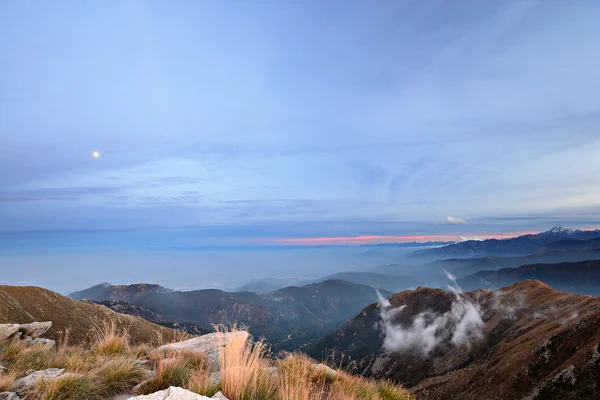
1, 0, 600, 292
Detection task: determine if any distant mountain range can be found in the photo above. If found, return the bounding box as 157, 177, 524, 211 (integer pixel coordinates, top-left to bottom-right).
70, 280, 388, 351
307, 280, 600, 399
311, 272, 417, 293
360, 241, 453, 248
0, 285, 178, 345
69, 282, 172, 302
412, 225, 600, 259
458, 259, 600, 295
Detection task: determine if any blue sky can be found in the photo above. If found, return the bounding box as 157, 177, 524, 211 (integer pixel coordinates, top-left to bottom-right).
1, 1, 600, 291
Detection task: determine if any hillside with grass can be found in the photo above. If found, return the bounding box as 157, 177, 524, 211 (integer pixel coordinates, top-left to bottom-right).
0, 322, 411, 400
0, 285, 178, 345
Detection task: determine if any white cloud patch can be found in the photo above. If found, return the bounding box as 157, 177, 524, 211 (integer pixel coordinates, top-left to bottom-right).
377, 272, 484, 356
459, 236, 483, 242
446, 216, 467, 224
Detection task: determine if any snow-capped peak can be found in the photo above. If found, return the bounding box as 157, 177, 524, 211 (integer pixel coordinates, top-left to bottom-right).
547, 225, 573, 234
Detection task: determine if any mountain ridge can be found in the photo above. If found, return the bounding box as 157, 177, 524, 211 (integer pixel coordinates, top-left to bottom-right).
70, 279, 388, 352
307, 279, 600, 399
412, 226, 600, 259
0, 285, 179, 345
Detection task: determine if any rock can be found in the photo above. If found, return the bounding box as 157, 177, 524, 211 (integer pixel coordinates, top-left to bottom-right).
9, 368, 65, 393
22, 337, 55, 347
0, 322, 52, 341
157, 331, 249, 371
0, 365, 7, 373
0, 393, 20, 400
210, 391, 229, 400
208, 371, 221, 385
312, 363, 338, 378
126, 386, 212, 399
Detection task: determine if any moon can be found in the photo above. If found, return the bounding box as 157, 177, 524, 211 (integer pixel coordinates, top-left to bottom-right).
92, 151, 100, 159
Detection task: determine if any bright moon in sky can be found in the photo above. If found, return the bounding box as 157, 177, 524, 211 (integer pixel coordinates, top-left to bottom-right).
92, 151, 100, 159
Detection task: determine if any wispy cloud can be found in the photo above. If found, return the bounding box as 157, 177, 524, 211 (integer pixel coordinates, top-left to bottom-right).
1, 0, 600, 233
446, 216, 467, 225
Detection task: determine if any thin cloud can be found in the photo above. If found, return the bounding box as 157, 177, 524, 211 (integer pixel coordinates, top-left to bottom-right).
447, 216, 467, 224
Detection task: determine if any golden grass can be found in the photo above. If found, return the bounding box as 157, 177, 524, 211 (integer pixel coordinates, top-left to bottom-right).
277, 356, 325, 400
34, 375, 99, 400
326, 371, 412, 400
141, 350, 207, 394
185, 369, 221, 397
2, 341, 55, 375
1, 325, 410, 400
219, 333, 273, 399
93, 358, 146, 396
91, 320, 130, 356
0, 370, 17, 391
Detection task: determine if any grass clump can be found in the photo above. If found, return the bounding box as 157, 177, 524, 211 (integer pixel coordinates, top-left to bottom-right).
186, 369, 221, 397
34, 375, 99, 400
0, 371, 17, 391
92, 320, 130, 356
141, 351, 207, 394
218, 331, 278, 400
376, 380, 413, 400
94, 358, 146, 397
3, 342, 55, 375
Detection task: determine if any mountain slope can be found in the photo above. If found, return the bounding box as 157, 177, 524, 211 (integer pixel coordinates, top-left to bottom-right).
69, 282, 171, 302
307, 280, 600, 399
73, 279, 387, 351
412, 226, 600, 259
0, 285, 178, 344
92, 300, 211, 335
234, 281, 281, 294
458, 260, 600, 295
432, 247, 600, 278
312, 272, 416, 293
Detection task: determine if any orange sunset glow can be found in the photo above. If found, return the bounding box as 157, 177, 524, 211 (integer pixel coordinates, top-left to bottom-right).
265, 231, 540, 246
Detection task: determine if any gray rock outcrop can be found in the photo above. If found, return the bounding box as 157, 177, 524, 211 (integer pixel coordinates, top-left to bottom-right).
157, 331, 249, 371
126, 386, 213, 399
0, 392, 20, 400
0, 322, 52, 341
9, 368, 65, 393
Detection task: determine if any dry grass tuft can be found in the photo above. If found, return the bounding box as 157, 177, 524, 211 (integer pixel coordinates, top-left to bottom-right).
0, 370, 18, 391
277, 356, 325, 400
185, 369, 221, 397
92, 320, 130, 356
326, 371, 412, 400
34, 374, 100, 400
93, 358, 146, 396
3, 341, 55, 375
131, 343, 153, 359
141, 350, 207, 394
219, 330, 277, 400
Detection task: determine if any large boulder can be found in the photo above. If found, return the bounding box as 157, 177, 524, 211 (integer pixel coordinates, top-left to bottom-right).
9, 368, 65, 393
0, 322, 52, 341
126, 386, 212, 399
0, 393, 20, 400
157, 331, 249, 370
210, 392, 228, 400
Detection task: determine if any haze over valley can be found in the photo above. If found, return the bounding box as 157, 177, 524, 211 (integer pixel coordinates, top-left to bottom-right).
2, 1, 600, 399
